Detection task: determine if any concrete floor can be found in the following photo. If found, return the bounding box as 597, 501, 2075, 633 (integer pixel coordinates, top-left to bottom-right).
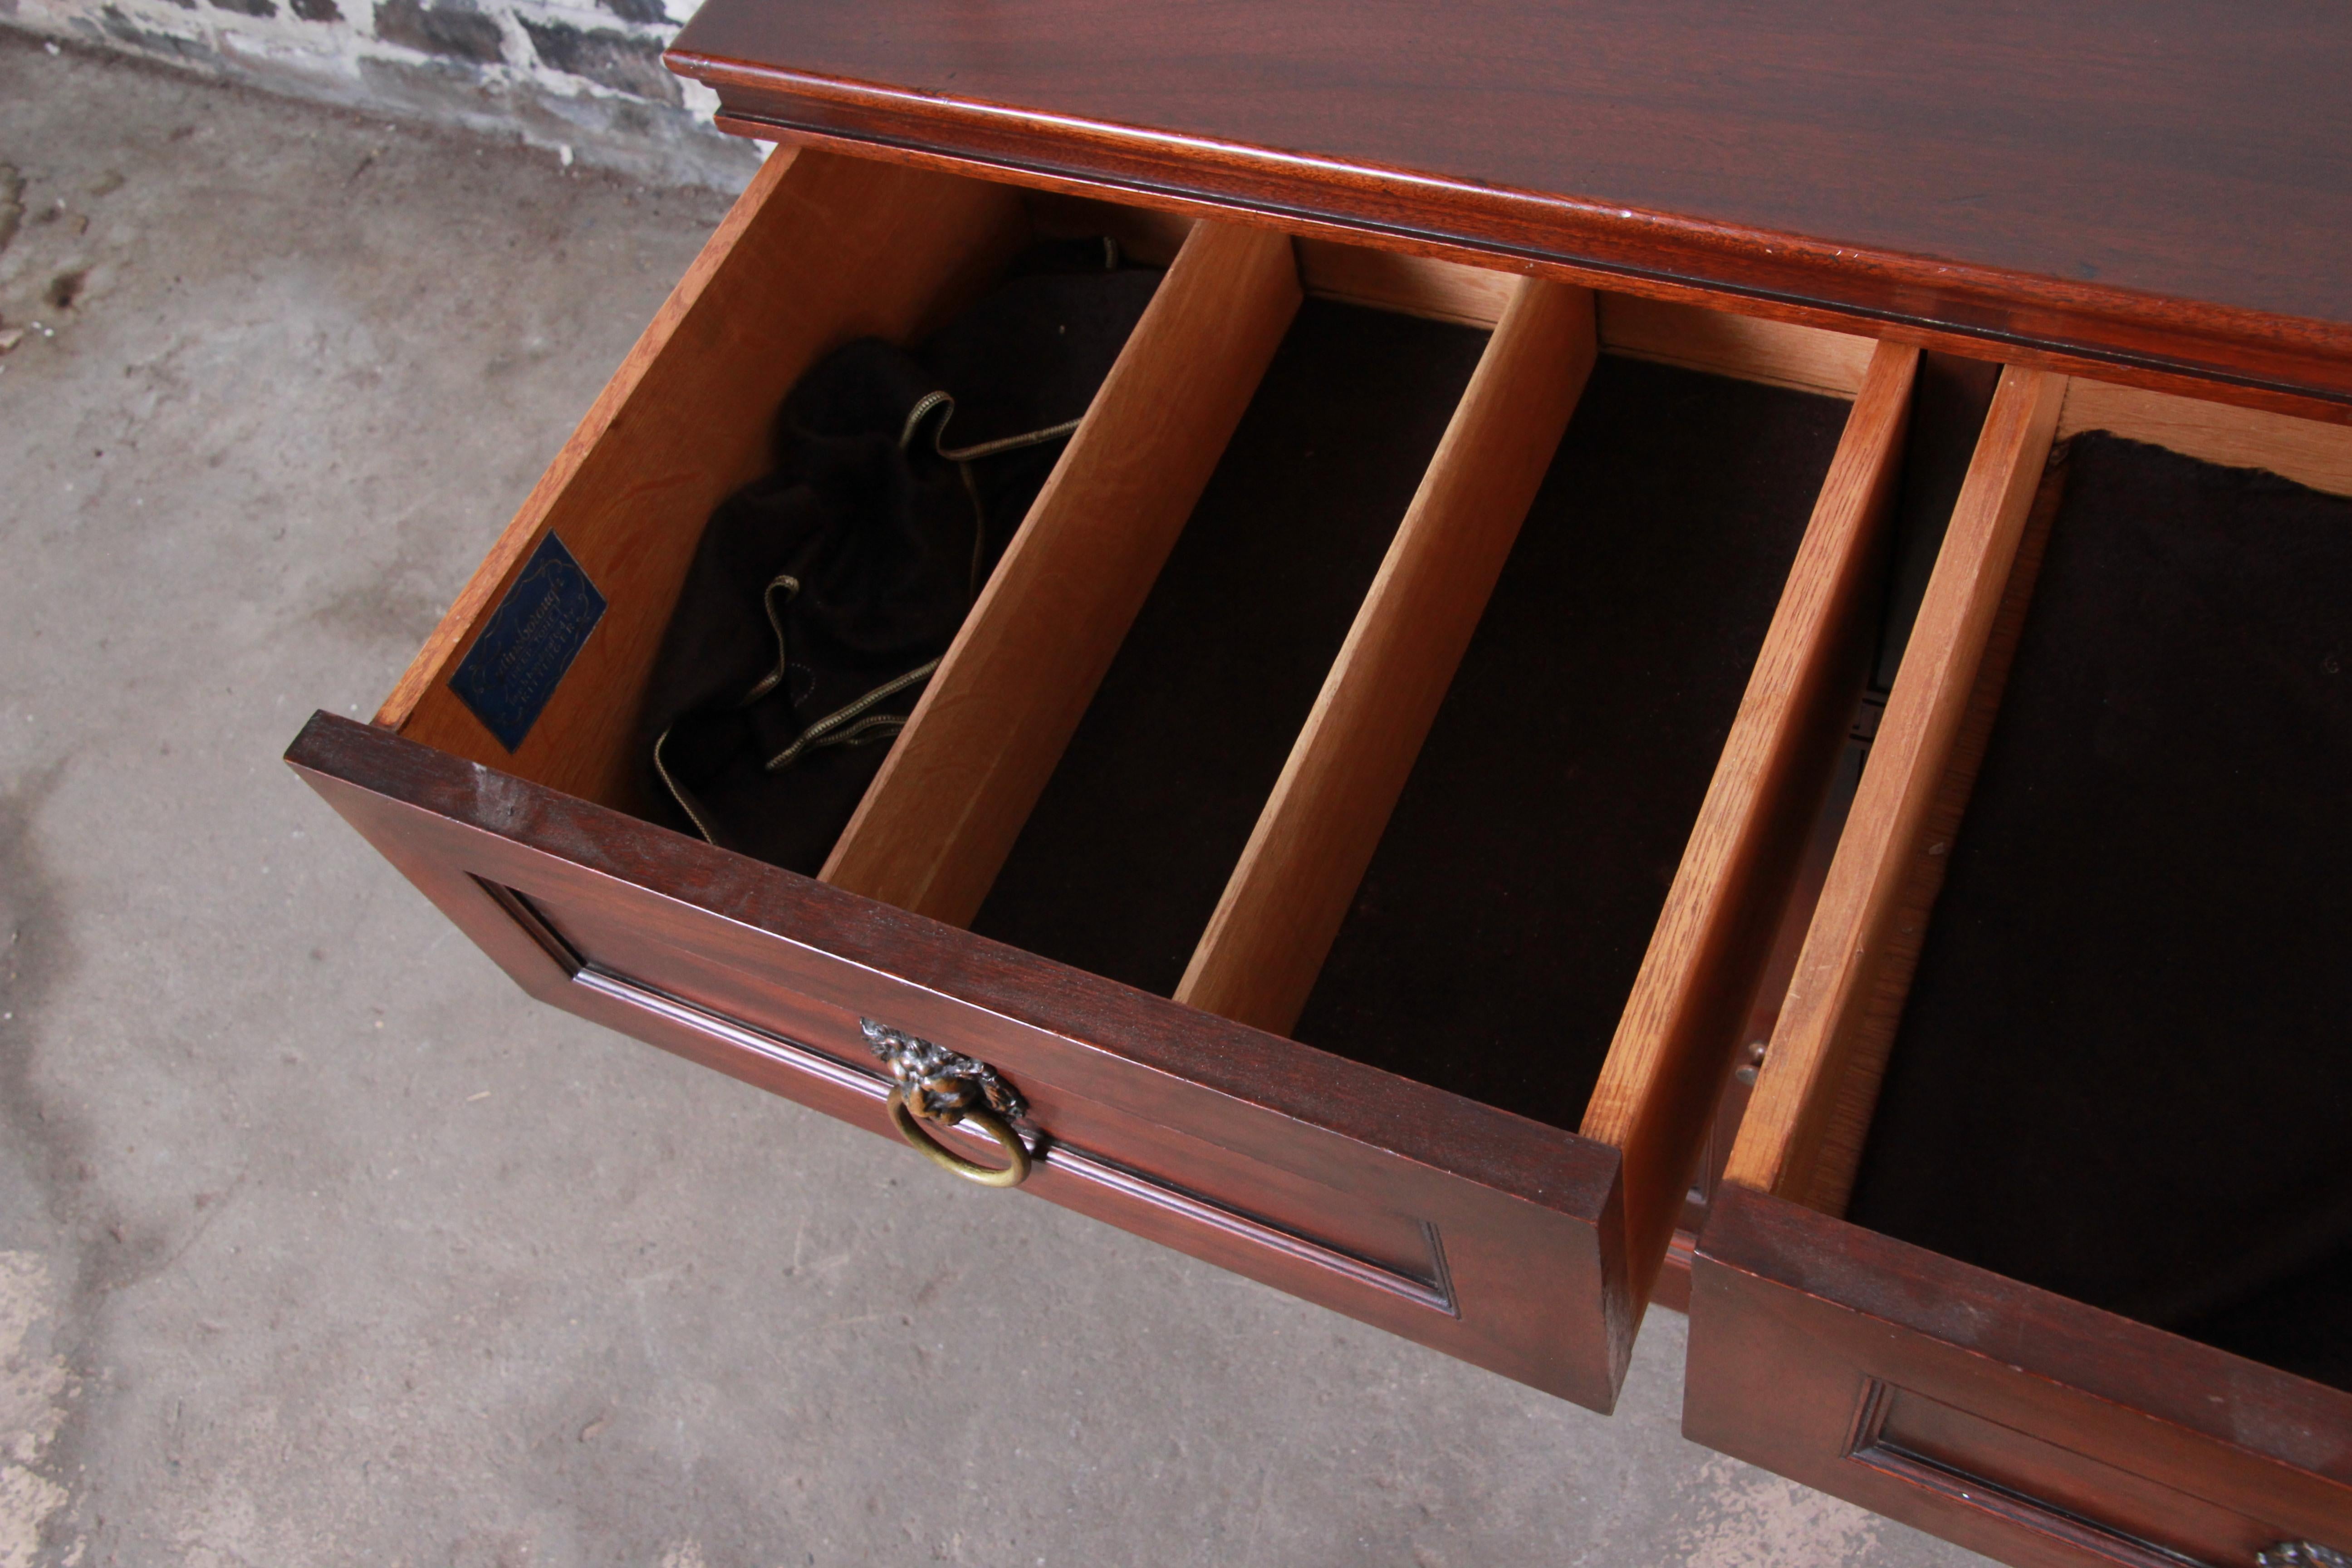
0, 35, 1997, 1567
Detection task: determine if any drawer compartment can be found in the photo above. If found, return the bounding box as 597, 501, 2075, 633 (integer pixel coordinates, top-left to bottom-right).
290, 143, 1924, 1411
953, 296, 1494, 994
1689, 372, 2352, 1559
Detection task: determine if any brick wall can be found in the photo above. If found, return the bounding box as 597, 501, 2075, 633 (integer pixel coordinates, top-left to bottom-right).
0, 0, 760, 188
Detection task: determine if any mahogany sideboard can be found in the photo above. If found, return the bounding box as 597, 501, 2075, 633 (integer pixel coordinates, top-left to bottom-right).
285, 5, 2352, 1563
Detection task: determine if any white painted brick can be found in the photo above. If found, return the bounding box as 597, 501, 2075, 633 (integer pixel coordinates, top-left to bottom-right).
3, 0, 759, 190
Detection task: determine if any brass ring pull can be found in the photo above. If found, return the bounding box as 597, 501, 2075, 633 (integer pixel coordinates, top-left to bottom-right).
886, 1087, 1031, 1188
862, 1019, 1034, 1190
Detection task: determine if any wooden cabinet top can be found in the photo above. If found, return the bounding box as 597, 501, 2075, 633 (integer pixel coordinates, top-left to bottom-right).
666, 0, 2352, 414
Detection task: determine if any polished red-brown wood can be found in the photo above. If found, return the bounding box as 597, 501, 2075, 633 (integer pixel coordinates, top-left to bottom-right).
287, 711, 1639, 1408
1687, 1187, 2352, 1568
667, 0, 2352, 414
290, 6, 2352, 1531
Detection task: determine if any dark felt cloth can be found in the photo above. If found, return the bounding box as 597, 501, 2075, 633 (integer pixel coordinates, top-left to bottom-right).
970, 301, 1490, 994
1870, 354, 2004, 692
1292, 358, 1847, 1127
637, 242, 1160, 873
1847, 433, 2352, 1389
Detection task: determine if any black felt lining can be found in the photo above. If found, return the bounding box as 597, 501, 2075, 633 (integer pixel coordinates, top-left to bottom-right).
1847, 432, 2352, 1392
1290, 357, 1847, 1129
969, 300, 1490, 994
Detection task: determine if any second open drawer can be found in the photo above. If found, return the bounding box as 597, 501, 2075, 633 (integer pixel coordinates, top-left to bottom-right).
1686, 366, 2352, 1560
289, 142, 1946, 1412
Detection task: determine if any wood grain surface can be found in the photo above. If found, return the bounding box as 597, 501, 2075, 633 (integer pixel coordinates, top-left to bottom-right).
288, 710, 1640, 1409
2061, 376, 2352, 498
1294, 240, 1523, 329
1688, 1187, 2352, 1566
667, 0, 2352, 411
820, 219, 1301, 924
1293, 242, 1875, 399
1582, 340, 1917, 1322
1791, 459, 2069, 1221
383, 148, 1027, 811
1600, 296, 1873, 402
1175, 277, 1596, 1033
1725, 366, 2067, 1202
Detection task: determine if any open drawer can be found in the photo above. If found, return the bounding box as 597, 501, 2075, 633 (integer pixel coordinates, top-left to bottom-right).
1686, 367, 2352, 1557
290, 143, 1934, 1411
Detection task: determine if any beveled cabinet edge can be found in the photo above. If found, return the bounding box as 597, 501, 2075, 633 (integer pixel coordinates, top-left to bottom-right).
670, 57, 2352, 421
285, 710, 1642, 1404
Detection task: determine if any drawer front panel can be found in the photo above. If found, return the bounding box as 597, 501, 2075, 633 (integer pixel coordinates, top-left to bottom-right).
1850, 1383, 2293, 1567
1688, 1188, 2352, 1568
289, 712, 1635, 1408
562, 956, 1460, 1316
513, 879, 1450, 1296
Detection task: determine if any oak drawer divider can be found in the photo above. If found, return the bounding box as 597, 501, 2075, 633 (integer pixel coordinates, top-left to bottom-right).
1174, 275, 1598, 1034
1725, 365, 2068, 1207
1582, 338, 1921, 1309
821, 219, 1303, 925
